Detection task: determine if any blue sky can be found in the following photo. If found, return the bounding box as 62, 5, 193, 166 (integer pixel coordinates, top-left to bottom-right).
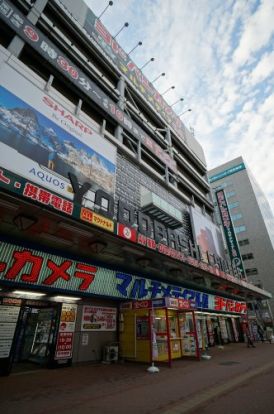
84, 0, 274, 213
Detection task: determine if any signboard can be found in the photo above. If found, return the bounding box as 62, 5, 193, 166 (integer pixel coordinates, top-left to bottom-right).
0, 240, 255, 311
209, 163, 246, 183
83, 11, 185, 139
216, 190, 245, 278
55, 303, 77, 359
0, 1, 177, 173
0, 165, 252, 285
190, 206, 226, 263
81, 306, 117, 331
0, 240, 266, 304
0, 62, 116, 199
0, 297, 21, 358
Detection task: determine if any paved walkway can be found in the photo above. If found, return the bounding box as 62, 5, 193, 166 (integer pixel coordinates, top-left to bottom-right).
1, 342, 274, 414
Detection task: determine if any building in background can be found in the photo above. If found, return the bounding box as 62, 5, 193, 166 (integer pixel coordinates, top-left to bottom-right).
0, 1, 271, 375
208, 156, 274, 324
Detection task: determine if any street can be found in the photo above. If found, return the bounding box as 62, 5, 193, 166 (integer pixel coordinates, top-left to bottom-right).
1, 342, 274, 414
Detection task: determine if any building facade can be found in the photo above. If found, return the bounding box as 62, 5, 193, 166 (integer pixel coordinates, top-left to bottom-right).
0, 0, 271, 375
208, 156, 274, 321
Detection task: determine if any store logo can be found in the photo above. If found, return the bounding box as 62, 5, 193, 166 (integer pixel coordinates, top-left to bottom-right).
24, 25, 39, 42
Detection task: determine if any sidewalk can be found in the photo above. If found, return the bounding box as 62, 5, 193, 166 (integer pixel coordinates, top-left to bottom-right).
1, 342, 274, 414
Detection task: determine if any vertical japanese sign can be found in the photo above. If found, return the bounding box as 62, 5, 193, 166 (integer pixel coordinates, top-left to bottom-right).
216, 190, 245, 278
55, 303, 77, 360
0, 297, 21, 358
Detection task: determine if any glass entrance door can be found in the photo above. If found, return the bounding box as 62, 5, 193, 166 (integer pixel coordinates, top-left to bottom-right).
14, 305, 58, 368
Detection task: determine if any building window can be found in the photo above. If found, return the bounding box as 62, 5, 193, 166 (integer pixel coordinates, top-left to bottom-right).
228, 201, 239, 209
235, 225, 246, 234
239, 239, 249, 246
213, 181, 232, 191
231, 213, 243, 221
242, 253, 254, 260
245, 268, 258, 276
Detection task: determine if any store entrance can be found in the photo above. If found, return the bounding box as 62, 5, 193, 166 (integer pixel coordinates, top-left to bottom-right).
13, 304, 59, 372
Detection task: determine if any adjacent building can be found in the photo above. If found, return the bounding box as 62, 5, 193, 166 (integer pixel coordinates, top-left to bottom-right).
0, 0, 271, 375
208, 156, 274, 322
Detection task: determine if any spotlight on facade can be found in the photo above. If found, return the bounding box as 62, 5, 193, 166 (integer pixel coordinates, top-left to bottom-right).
113, 22, 129, 39
151, 72, 165, 83
13, 214, 37, 231
161, 86, 175, 96
128, 41, 142, 55
178, 109, 192, 117
136, 257, 151, 267
89, 241, 107, 254
98, 1, 113, 20
140, 57, 155, 70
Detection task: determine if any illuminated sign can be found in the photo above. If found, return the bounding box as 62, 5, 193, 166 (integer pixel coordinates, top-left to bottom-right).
0, 241, 247, 313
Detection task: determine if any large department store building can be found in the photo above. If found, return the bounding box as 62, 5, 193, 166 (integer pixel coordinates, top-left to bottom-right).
208, 157, 274, 323
0, 0, 271, 374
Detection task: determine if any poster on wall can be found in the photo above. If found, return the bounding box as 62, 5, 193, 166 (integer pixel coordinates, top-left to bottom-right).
0, 62, 117, 200
190, 207, 226, 263
81, 306, 117, 331
0, 297, 21, 358
55, 303, 77, 360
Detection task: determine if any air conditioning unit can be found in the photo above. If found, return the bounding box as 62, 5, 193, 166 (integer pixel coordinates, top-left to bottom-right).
103, 344, 119, 363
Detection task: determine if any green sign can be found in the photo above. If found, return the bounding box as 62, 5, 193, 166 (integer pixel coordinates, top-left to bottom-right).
209, 163, 245, 183
216, 190, 245, 278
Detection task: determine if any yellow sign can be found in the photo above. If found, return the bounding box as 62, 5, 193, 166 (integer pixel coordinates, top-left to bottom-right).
80, 208, 114, 232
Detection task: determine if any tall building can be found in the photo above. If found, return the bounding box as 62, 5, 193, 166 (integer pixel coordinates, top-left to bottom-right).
208, 156, 274, 320
0, 1, 271, 375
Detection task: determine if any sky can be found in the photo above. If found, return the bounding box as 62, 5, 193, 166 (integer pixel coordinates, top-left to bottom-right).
84, 0, 274, 213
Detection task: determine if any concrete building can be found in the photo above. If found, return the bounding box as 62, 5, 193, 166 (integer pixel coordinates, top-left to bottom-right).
208, 156, 274, 321
0, 1, 271, 375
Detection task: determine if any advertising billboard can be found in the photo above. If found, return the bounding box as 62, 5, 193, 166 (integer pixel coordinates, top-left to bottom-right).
0, 240, 249, 313
190, 207, 226, 262
0, 62, 116, 199
0, 1, 177, 172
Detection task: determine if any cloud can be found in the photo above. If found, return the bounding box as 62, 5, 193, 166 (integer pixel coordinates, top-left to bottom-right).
84, 0, 274, 215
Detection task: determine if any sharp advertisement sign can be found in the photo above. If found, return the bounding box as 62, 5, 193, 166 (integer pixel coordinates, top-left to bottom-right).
0, 0, 177, 173
0, 62, 117, 200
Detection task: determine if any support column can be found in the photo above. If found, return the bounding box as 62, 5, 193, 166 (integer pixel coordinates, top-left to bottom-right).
114, 76, 126, 143
8, 0, 49, 57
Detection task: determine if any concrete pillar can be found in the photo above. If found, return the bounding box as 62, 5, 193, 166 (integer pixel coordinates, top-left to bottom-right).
8, 0, 49, 57
114, 76, 126, 143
